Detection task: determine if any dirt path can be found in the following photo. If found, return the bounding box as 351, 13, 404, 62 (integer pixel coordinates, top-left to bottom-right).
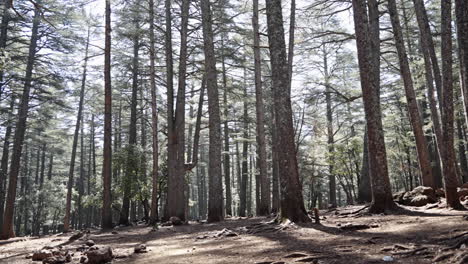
1, 205, 467, 264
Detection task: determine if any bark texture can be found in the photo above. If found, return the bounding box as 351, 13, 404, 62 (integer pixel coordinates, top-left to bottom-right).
265, 0, 309, 222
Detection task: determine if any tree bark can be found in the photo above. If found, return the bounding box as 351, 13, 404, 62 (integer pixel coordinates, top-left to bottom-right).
0, 96, 15, 230
1, 3, 41, 239
149, 0, 159, 225
387, 0, 434, 188
221, 43, 232, 216
265, 0, 309, 222
456, 0, 468, 133
440, 0, 462, 209
253, 0, 270, 215
324, 52, 337, 208
358, 130, 372, 203
101, 0, 113, 230
0, 0, 12, 98
352, 0, 396, 213
201, 0, 223, 222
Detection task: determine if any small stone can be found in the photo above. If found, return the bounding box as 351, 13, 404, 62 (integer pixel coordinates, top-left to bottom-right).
382, 256, 394, 262
42, 256, 66, 264
169, 216, 183, 225
134, 244, 147, 254
85, 246, 113, 264
111, 231, 118, 234
79, 256, 87, 263
32, 250, 53, 261
85, 240, 95, 247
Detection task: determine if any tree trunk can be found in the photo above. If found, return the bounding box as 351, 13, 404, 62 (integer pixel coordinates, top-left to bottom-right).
287, 0, 295, 93
413, 0, 443, 104
387, 0, 434, 188
265, 0, 309, 222
358, 130, 372, 203
456, 0, 468, 135
0, 96, 15, 230
1, 3, 41, 239
119, 12, 140, 225
352, 0, 396, 213
0, 0, 12, 98
271, 123, 280, 213
253, 0, 270, 215
64, 26, 89, 232
102, 0, 113, 230
149, 0, 159, 225
201, 0, 223, 222
239, 80, 249, 217
440, 0, 462, 209
457, 115, 468, 183
324, 53, 337, 208
221, 38, 232, 217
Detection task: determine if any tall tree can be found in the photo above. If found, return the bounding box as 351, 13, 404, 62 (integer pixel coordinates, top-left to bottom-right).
221, 40, 232, 216
63, 26, 90, 232
201, 0, 223, 222
119, 3, 140, 225
440, 0, 462, 209
252, 0, 270, 215
1, 2, 41, 239
352, 0, 396, 213
101, 0, 113, 230
0, 0, 12, 98
456, 0, 468, 132
265, 0, 309, 222
386, 0, 434, 188
149, 0, 159, 225
0, 96, 15, 229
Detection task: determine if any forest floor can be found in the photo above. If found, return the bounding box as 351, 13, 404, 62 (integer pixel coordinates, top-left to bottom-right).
0, 204, 467, 264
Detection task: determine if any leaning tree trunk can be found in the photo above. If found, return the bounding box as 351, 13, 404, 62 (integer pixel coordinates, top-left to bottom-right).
352, 0, 396, 213
64, 26, 90, 232
101, 0, 113, 230
387, 0, 434, 188
440, 0, 462, 209
253, 0, 270, 215
200, 0, 224, 222
265, 0, 309, 223
0, 4, 41, 239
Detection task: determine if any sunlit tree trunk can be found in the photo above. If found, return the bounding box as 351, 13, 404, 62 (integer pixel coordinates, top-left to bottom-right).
352, 0, 396, 213
440, 0, 462, 209
265, 0, 309, 222
387, 0, 434, 188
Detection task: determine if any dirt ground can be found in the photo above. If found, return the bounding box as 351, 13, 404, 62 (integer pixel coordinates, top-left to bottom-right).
1, 205, 467, 264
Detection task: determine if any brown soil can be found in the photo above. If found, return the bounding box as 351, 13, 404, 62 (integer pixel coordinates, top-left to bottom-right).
1, 205, 467, 264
